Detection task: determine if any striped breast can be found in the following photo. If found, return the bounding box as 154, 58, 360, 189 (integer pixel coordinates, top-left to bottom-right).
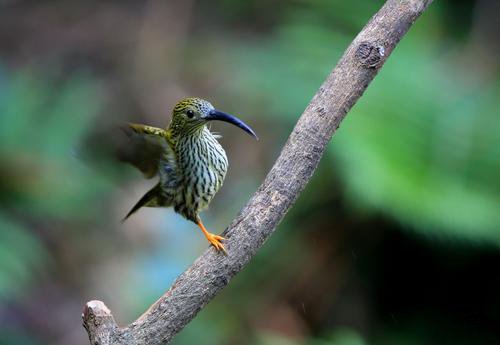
173, 127, 228, 221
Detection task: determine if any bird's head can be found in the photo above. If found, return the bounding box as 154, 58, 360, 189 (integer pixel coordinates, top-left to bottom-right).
169, 97, 257, 139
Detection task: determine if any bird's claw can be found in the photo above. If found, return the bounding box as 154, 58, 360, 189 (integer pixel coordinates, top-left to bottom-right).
206, 233, 227, 255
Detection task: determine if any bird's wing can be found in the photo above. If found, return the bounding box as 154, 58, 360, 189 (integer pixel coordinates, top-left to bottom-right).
117, 123, 173, 179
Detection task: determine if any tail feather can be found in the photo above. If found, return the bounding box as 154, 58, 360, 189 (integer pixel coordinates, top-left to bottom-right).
122, 183, 162, 222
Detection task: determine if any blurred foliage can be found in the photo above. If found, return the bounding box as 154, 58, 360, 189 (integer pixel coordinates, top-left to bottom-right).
0, 67, 110, 219
0, 67, 108, 303
0, 213, 48, 301
334, 49, 500, 243
0, 0, 499, 345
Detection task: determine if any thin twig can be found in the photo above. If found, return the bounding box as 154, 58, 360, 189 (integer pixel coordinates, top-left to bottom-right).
83, 1, 434, 344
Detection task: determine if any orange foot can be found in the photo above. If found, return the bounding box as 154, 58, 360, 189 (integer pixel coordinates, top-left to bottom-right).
205, 232, 227, 254
197, 219, 227, 254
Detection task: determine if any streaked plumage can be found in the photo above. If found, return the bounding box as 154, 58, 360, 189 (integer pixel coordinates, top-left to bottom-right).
122, 97, 257, 253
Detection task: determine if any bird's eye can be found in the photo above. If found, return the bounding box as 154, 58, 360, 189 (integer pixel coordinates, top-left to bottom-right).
186, 110, 195, 118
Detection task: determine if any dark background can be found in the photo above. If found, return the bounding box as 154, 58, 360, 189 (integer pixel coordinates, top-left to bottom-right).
0, 0, 499, 344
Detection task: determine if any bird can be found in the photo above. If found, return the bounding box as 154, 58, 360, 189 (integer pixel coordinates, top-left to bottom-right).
121, 97, 257, 254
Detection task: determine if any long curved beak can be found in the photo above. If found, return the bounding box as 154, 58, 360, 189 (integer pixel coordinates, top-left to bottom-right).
204, 109, 258, 139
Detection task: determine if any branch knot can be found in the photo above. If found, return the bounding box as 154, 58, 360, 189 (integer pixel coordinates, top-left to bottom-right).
355, 41, 385, 68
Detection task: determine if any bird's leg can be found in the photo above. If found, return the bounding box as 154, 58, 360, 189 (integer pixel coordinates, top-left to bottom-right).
196, 219, 227, 254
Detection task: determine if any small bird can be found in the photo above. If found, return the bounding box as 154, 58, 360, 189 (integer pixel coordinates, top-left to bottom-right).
122, 97, 257, 253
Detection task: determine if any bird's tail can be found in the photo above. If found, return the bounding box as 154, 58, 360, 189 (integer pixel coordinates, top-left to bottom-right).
122, 183, 162, 222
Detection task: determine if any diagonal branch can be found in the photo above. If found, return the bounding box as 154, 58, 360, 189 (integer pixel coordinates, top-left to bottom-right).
83, 0, 433, 344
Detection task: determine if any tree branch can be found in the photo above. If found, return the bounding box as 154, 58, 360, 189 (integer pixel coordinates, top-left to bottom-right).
83, 0, 433, 344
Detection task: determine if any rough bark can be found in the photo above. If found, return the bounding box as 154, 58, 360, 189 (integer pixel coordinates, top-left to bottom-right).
83, 0, 434, 344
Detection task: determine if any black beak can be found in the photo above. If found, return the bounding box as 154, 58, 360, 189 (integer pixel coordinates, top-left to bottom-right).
205, 109, 258, 139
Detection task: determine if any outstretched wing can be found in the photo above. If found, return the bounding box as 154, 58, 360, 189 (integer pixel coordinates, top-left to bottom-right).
120, 124, 180, 220
117, 124, 172, 179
